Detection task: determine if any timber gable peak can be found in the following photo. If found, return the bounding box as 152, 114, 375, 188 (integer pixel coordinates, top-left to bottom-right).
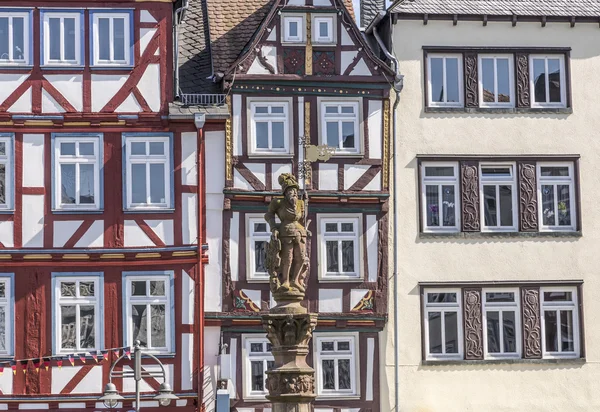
224, 0, 394, 79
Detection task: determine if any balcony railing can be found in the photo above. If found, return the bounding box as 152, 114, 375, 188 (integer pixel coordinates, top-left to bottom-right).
180, 94, 226, 106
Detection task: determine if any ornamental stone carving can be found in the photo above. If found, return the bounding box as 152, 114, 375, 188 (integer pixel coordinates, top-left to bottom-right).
461, 162, 480, 232
266, 372, 315, 397
518, 162, 538, 231
464, 289, 483, 360
464, 53, 479, 108
516, 53, 531, 108
522, 288, 542, 359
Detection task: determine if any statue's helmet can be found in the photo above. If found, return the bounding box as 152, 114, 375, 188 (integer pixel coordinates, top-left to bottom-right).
278, 173, 299, 193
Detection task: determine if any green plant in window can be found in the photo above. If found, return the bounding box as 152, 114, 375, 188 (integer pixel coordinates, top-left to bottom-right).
558, 201, 567, 215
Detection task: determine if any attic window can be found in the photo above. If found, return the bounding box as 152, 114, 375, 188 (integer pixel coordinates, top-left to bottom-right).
283, 16, 303, 43
313, 16, 334, 43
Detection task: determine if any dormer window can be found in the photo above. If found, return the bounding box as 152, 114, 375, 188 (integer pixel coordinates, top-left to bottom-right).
313, 16, 334, 43
283, 15, 304, 43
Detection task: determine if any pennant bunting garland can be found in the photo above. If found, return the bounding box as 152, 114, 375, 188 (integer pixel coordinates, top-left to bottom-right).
20, 360, 27, 374
113, 349, 120, 358
125, 348, 131, 360
33, 359, 41, 373
68, 355, 74, 367
57, 359, 63, 370
10, 362, 15, 375
92, 351, 99, 363
0, 365, 4, 375
43, 358, 50, 371
102, 350, 109, 361
78, 354, 86, 364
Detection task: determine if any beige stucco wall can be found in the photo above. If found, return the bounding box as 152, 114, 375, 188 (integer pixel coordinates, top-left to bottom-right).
382, 20, 600, 412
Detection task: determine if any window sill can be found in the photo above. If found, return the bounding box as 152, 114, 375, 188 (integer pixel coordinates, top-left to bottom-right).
316, 395, 360, 401
52, 209, 104, 214
318, 277, 365, 283
421, 357, 585, 366
42, 65, 84, 70
124, 208, 175, 214
91, 65, 133, 70
246, 278, 270, 284
246, 152, 294, 159
419, 231, 582, 239
424, 107, 572, 115
0, 210, 14, 214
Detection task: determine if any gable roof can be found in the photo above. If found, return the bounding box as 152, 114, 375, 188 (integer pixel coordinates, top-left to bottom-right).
390, 0, 600, 17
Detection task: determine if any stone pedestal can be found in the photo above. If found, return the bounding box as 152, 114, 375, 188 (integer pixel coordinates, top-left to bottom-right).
262, 312, 318, 412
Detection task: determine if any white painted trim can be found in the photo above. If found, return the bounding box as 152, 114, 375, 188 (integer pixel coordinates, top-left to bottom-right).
426, 53, 464, 108
281, 14, 305, 44
420, 161, 460, 233
540, 286, 580, 359
477, 54, 515, 108
365, 337, 374, 401
529, 54, 567, 108
365, 215, 378, 283
42, 12, 82, 66
478, 162, 518, 232
241, 334, 273, 400
232, 95, 242, 156
230, 212, 240, 282
482, 288, 522, 359
317, 214, 364, 281
246, 214, 270, 282
318, 98, 363, 155
423, 288, 463, 360
181, 270, 194, 325
181, 333, 193, 390
0, 12, 30, 65
313, 332, 360, 399
536, 161, 576, 232
246, 96, 294, 157
312, 15, 336, 44
229, 338, 238, 399
92, 12, 131, 66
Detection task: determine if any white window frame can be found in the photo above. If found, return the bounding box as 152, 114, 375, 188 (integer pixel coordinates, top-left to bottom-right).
540, 286, 580, 359
124, 135, 172, 210
282, 15, 304, 43
124, 273, 173, 354
478, 54, 514, 107
249, 101, 290, 155
241, 335, 274, 400
246, 214, 272, 282
0, 135, 13, 211
482, 288, 521, 359
426, 53, 464, 108
319, 100, 361, 155
479, 163, 518, 232
317, 214, 362, 281
423, 288, 463, 360
53, 135, 101, 211
42, 12, 82, 66
92, 12, 131, 66
314, 333, 359, 398
53, 274, 101, 355
313, 15, 335, 44
0, 11, 30, 65
0, 275, 13, 356
529, 54, 567, 108
420, 161, 460, 233
537, 162, 576, 232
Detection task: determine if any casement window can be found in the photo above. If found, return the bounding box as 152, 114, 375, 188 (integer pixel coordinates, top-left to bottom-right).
124, 272, 173, 353
53, 274, 101, 354
53, 135, 102, 211
42, 12, 82, 66
242, 336, 274, 399
320, 101, 360, 154
530, 55, 566, 108
478, 54, 514, 107
423, 289, 462, 360
0, 11, 30, 65
421, 162, 459, 232
427, 54, 463, 107
0, 275, 13, 356
479, 164, 517, 232
313, 16, 334, 43
247, 216, 270, 281
249, 102, 290, 154
283, 16, 304, 43
541, 287, 579, 358
91, 11, 131, 66
482, 289, 521, 358
318, 215, 361, 280
124, 134, 172, 210
314, 334, 358, 397
0, 135, 13, 211
537, 163, 576, 231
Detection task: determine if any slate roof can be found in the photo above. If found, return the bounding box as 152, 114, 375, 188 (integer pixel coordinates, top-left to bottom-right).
390, 0, 600, 16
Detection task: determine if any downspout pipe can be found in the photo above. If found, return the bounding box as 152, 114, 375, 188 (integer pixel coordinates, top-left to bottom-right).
366, 10, 403, 412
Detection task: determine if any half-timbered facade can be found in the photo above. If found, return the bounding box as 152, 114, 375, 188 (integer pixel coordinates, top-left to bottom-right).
0, 0, 205, 410
196, 0, 393, 409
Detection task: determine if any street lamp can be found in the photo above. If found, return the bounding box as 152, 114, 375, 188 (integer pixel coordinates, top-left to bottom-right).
99, 341, 178, 412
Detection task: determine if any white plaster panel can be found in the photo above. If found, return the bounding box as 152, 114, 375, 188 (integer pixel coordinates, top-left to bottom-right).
134, 401, 159, 408
22, 134, 44, 187
123, 364, 173, 393
366, 215, 378, 282
45, 75, 83, 111
0, 406, 7, 411
272, 164, 292, 186
75, 220, 104, 248
72, 365, 102, 394
314, 409, 334, 412
203, 326, 221, 411
340, 51, 358, 74
19, 404, 48, 410
205, 131, 225, 195
205, 209, 223, 312
242, 289, 261, 308
42, 89, 65, 113
363, 171, 381, 191
58, 403, 86, 409
0, 221, 13, 248
344, 164, 370, 190
270, 292, 275, 309
0, 366, 12, 394
139, 28, 156, 56
318, 289, 343, 313
182, 193, 198, 245
22, 194, 44, 247
232, 94, 242, 156
230, 212, 240, 281
229, 338, 237, 398
51, 365, 80, 393
246, 163, 266, 186
182, 270, 195, 325
367, 100, 383, 159
350, 289, 368, 310
0, 74, 28, 105
233, 169, 252, 190
287, 0, 305, 5
319, 163, 338, 190
140, 10, 157, 23
145, 219, 174, 245
340, 27, 353, 46
116, 93, 143, 113
181, 131, 198, 185
8, 86, 31, 112
95, 403, 123, 409
181, 333, 194, 390
248, 46, 277, 74
53, 220, 83, 248
139, 64, 161, 112
313, 0, 332, 5
350, 58, 371, 76
91, 74, 128, 112
123, 220, 154, 247
267, 27, 276, 41
176, 400, 188, 407
366, 338, 374, 401
341, 409, 360, 412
